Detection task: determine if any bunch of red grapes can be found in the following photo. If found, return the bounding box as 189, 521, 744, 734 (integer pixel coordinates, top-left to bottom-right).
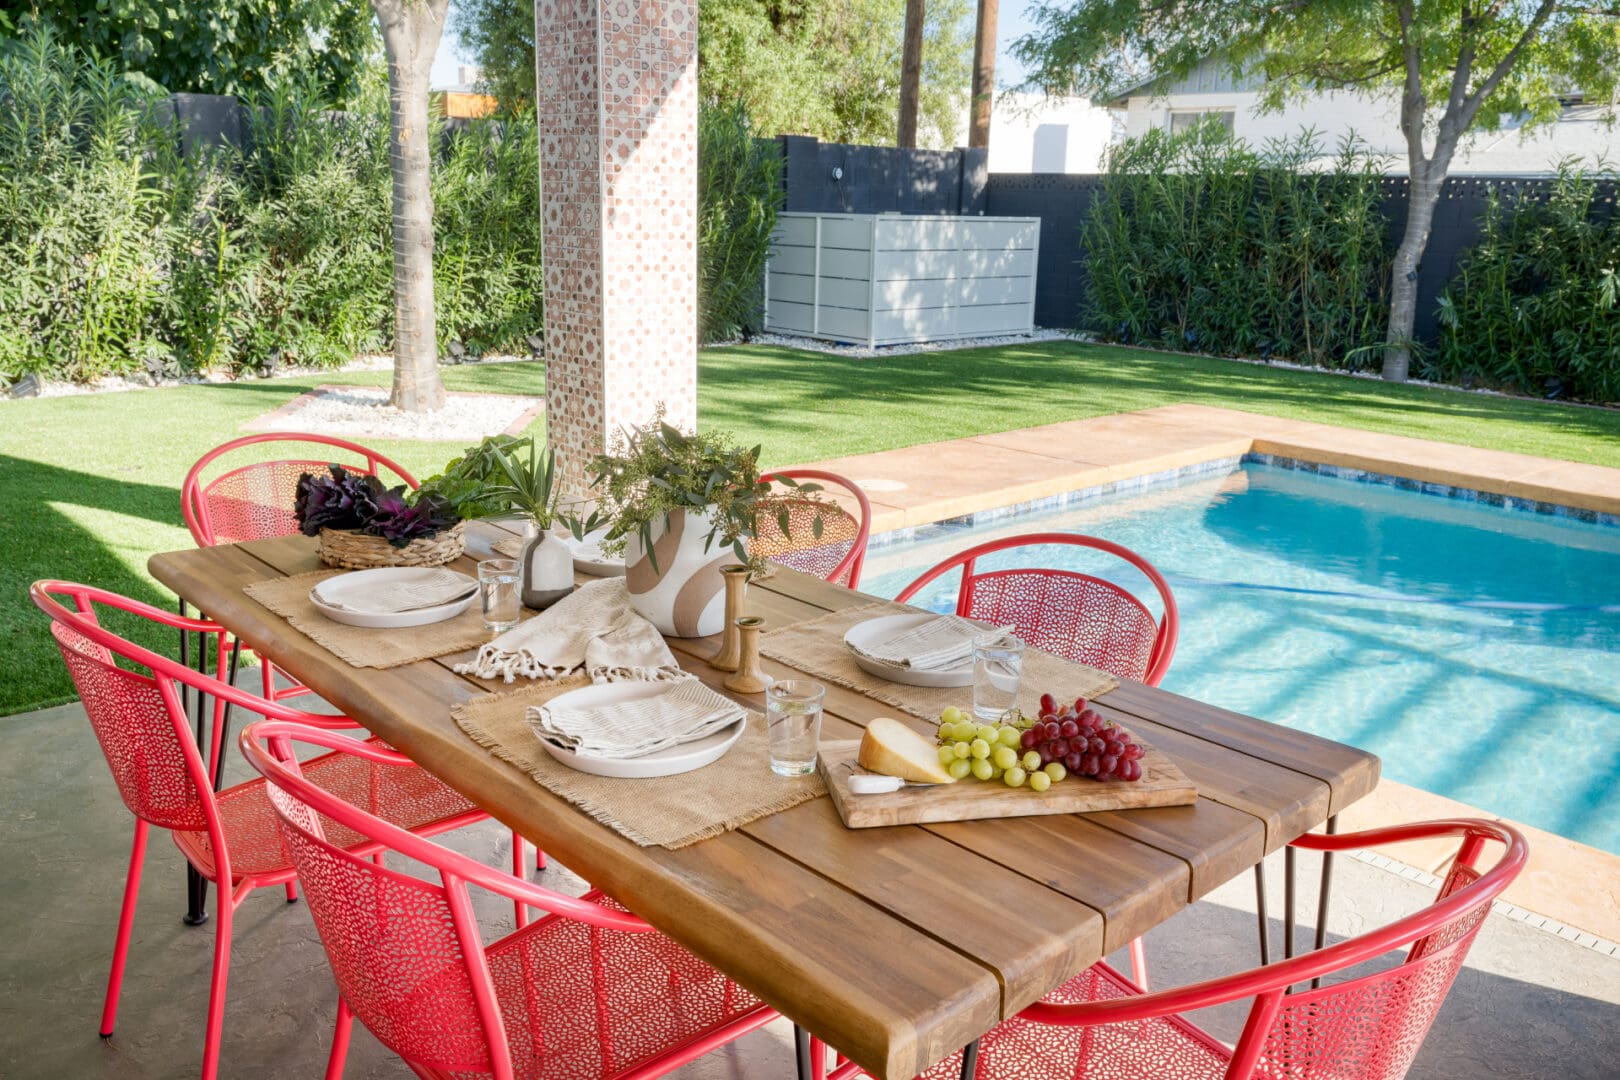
1021, 692, 1145, 782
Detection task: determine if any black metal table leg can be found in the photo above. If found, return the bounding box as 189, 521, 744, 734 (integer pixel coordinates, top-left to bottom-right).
182, 617, 239, 926
794, 1025, 816, 1080
1310, 815, 1337, 990
1253, 859, 1270, 965
960, 1039, 980, 1079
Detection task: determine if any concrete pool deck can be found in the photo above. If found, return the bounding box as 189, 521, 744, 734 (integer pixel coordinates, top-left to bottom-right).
786, 403, 1620, 947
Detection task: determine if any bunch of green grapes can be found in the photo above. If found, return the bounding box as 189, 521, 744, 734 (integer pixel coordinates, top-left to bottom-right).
933, 706, 1068, 792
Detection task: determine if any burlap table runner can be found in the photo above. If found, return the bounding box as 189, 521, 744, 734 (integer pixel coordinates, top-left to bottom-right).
760, 602, 1119, 721
244, 569, 522, 669
451, 677, 825, 849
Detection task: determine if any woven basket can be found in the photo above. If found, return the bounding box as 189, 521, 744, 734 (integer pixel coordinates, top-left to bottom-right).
316, 521, 466, 569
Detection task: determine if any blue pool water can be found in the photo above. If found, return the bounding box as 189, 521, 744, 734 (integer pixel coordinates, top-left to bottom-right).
859, 462, 1620, 853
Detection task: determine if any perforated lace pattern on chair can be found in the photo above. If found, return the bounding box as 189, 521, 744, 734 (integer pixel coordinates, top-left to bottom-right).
1255, 927, 1485, 1080
753, 497, 862, 586
912, 964, 1231, 1080
175, 741, 481, 880
200, 458, 352, 545
54, 624, 209, 831
965, 572, 1159, 682
461, 896, 767, 1079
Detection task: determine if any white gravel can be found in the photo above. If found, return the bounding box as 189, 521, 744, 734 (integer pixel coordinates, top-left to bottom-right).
728, 328, 1077, 358
249, 386, 542, 442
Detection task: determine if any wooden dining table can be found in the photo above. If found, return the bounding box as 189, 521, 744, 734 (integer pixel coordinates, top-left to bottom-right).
149, 519, 1380, 1080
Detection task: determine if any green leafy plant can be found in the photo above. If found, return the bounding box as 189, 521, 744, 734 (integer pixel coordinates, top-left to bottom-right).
482, 439, 560, 527
566, 412, 829, 576
416, 435, 544, 520
697, 101, 782, 342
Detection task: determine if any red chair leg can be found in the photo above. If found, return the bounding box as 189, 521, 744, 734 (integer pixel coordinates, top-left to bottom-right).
199, 887, 233, 1080
285, 882, 299, 903
1128, 936, 1149, 991
325, 996, 354, 1080
511, 834, 530, 929
100, 819, 149, 1037
261, 659, 277, 700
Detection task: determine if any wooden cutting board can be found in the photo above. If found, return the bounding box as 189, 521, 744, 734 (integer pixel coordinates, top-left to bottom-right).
817, 728, 1197, 829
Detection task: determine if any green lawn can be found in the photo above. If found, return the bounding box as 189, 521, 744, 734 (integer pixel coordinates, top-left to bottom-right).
5, 339, 1618, 717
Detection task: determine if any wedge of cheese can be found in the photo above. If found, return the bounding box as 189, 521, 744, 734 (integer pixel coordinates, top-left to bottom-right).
857, 717, 955, 784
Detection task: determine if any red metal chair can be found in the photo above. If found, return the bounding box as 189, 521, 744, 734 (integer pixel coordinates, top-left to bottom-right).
894, 533, 1178, 687
755, 469, 873, 589
31, 581, 496, 1080
238, 719, 782, 1080
829, 818, 1527, 1080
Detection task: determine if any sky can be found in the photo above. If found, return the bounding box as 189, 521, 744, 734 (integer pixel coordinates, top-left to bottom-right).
431, 1, 1045, 90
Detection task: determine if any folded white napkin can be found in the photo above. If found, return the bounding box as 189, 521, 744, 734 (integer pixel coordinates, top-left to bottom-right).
454, 577, 681, 684
528, 678, 745, 759
850, 615, 1006, 672
312, 569, 476, 614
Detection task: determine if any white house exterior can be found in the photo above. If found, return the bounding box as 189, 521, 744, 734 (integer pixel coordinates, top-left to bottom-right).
1107, 58, 1615, 175
978, 91, 1115, 173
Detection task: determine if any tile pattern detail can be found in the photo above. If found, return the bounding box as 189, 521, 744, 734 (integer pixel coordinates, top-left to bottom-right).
536, 0, 699, 492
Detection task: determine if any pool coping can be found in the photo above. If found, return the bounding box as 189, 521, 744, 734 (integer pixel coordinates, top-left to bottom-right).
783, 403, 1620, 945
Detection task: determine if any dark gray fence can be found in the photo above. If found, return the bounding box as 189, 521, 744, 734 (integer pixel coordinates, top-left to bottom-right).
778, 137, 1614, 341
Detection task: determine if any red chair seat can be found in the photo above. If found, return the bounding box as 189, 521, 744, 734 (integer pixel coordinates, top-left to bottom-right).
173, 737, 482, 883
913, 963, 1230, 1080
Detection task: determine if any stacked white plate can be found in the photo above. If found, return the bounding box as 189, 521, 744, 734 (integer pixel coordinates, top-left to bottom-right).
843, 613, 996, 688
308, 567, 478, 628
532, 681, 746, 778
559, 527, 625, 576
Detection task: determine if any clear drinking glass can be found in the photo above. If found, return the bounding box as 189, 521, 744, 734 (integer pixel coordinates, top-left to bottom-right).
972, 631, 1025, 721
478, 558, 521, 632
766, 679, 826, 777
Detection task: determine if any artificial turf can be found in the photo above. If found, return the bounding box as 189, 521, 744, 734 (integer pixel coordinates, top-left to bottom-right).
4, 339, 1617, 716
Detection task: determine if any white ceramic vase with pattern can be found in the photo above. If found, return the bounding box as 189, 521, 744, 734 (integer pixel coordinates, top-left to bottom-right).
622, 507, 733, 637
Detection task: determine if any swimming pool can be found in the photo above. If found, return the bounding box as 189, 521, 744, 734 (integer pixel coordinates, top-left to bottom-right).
859, 460, 1620, 854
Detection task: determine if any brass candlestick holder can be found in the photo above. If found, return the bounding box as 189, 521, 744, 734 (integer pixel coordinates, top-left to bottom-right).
722, 616, 771, 693
709, 564, 751, 672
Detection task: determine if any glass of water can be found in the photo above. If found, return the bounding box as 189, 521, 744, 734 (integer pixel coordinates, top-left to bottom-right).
973, 631, 1025, 721
766, 679, 826, 777
478, 558, 521, 632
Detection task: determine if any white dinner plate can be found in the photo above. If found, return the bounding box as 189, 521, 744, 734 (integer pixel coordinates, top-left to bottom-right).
843, 613, 995, 688
559, 528, 626, 577
531, 681, 746, 778
308, 567, 477, 629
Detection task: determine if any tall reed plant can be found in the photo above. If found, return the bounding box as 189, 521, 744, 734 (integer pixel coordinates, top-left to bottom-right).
1433, 163, 1620, 404
697, 101, 783, 342
1082, 121, 1391, 368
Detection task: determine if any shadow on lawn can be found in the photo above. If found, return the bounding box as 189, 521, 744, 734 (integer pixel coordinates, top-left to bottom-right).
702, 342, 1620, 448
1, 456, 186, 715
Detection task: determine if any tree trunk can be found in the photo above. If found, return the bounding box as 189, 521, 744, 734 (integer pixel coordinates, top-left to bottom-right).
897, 0, 925, 147
375, 0, 450, 412
968, 0, 998, 149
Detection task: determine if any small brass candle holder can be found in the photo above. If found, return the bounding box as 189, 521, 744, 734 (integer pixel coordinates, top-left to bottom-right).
709, 564, 751, 672
722, 616, 771, 694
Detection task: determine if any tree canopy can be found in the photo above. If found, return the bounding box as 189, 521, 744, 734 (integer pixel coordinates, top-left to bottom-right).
7, 1, 376, 99
454, 0, 974, 147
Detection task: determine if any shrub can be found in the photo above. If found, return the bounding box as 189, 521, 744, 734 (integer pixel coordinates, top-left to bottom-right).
1431, 164, 1620, 404
1082, 121, 1391, 368
697, 101, 783, 342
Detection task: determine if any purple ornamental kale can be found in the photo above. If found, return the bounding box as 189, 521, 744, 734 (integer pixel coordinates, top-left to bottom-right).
362, 489, 459, 547
294, 465, 379, 536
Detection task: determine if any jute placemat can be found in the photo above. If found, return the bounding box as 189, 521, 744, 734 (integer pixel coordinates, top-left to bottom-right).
244, 569, 521, 669
760, 602, 1119, 721
451, 678, 825, 849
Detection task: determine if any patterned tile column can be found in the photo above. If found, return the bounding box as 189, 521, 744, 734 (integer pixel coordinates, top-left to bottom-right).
536, 0, 699, 494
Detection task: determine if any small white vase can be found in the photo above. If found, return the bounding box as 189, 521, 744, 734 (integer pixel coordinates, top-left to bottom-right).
622, 507, 733, 637
519, 520, 575, 610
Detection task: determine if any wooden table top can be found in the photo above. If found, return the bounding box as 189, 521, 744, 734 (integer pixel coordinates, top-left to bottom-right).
149, 522, 1380, 1080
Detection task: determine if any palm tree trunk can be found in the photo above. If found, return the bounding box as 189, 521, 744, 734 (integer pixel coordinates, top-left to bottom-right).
897, 0, 925, 147
375, 0, 450, 412
968, 0, 998, 149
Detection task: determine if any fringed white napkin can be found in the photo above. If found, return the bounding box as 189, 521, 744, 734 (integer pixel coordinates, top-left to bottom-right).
312, 568, 476, 614
528, 679, 746, 759
454, 577, 682, 684
850, 615, 1010, 672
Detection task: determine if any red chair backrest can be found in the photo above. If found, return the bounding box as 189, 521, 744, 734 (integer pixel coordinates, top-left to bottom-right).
238, 721, 651, 1080
754, 469, 872, 588
181, 433, 418, 547
1022, 820, 1528, 1080
894, 533, 1179, 685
